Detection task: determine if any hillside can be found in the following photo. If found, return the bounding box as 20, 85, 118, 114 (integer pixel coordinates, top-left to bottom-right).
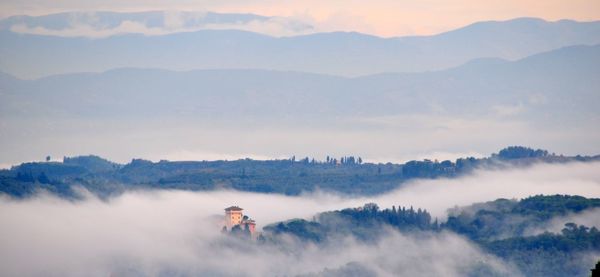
0, 146, 597, 198
263, 195, 600, 277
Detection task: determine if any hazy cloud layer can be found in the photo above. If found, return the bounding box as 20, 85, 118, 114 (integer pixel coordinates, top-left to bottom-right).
525, 207, 600, 236
1, 162, 599, 275
365, 161, 600, 218
0, 1, 599, 36
2, 114, 599, 170
1, 44, 598, 164
0, 190, 517, 276
6, 11, 316, 37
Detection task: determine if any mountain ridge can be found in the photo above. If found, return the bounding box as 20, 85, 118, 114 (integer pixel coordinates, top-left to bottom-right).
2, 44, 598, 122
2, 16, 600, 78
3, 43, 595, 82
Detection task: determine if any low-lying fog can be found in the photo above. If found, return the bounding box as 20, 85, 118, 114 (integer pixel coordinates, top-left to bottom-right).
3, 114, 600, 169
1, 162, 599, 276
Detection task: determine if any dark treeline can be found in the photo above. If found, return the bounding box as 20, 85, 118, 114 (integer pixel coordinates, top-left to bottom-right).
482, 223, 600, 277
263, 195, 600, 277
444, 195, 600, 240
443, 195, 600, 276
264, 202, 438, 242
1, 146, 598, 198
291, 155, 363, 165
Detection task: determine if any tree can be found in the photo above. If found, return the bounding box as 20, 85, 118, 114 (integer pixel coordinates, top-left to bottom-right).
591, 260, 600, 276
37, 172, 50, 184
497, 146, 548, 160
363, 203, 379, 212
257, 233, 266, 243
244, 223, 251, 237
230, 224, 249, 239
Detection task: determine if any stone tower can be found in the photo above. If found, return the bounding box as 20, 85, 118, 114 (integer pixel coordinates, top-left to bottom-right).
224, 206, 243, 229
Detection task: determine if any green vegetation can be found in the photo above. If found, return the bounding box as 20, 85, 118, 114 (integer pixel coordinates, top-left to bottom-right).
1, 147, 597, 198
482, 224, 600, 277
444, 195, 600, 240
495, 146, 549, 160
442, 195, 600, 276
264, 195, 600, 277
264, 203, 438, 242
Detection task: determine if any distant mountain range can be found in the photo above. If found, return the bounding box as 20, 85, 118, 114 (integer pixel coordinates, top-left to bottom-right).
2, 44, 598, 124
1, 12, 599, 166
1, 13, 599, 78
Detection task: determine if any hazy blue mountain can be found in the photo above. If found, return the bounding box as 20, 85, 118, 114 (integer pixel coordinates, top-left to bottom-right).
1, 16, 599, 78
2, 44, 598, 124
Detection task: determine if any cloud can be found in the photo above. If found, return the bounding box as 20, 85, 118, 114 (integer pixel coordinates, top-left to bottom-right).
0, 163, 14, 169
6, 11, 316, 38
492, 103, 526, 117
2, 112, 600, 178
1, 161, 599, 275
1, 0, 600, 37
374, 161, 600, 219
525, 207, 600, 236
0, 190, 520, 276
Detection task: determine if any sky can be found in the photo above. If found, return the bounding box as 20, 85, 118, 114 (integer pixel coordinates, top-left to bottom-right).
0, 1, 598, 166
1, 0, 599, 36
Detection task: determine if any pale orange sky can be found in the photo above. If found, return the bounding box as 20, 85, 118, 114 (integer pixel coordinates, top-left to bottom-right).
1, 0, 599, 36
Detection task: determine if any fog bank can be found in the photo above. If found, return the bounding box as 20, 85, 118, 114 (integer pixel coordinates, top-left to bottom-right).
0, 192, 518, 277
1, 161, 599, 276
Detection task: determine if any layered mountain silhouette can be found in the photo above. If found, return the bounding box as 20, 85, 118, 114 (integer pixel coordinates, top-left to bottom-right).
1, 44, 598, 124
1, 13, 599, 78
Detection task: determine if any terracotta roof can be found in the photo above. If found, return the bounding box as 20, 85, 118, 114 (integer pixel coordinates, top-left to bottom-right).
225, 206, 243, 211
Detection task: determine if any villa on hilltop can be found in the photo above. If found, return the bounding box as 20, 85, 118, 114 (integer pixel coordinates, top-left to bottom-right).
223, 206, 257, 237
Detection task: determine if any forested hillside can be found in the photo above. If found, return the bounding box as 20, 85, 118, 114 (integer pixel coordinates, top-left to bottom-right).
1, 146, 598, 198
263, 195, 600, 277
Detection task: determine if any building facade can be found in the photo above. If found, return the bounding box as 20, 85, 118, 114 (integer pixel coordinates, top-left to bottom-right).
224, 206, 243, 229
223, 206, 257, 236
